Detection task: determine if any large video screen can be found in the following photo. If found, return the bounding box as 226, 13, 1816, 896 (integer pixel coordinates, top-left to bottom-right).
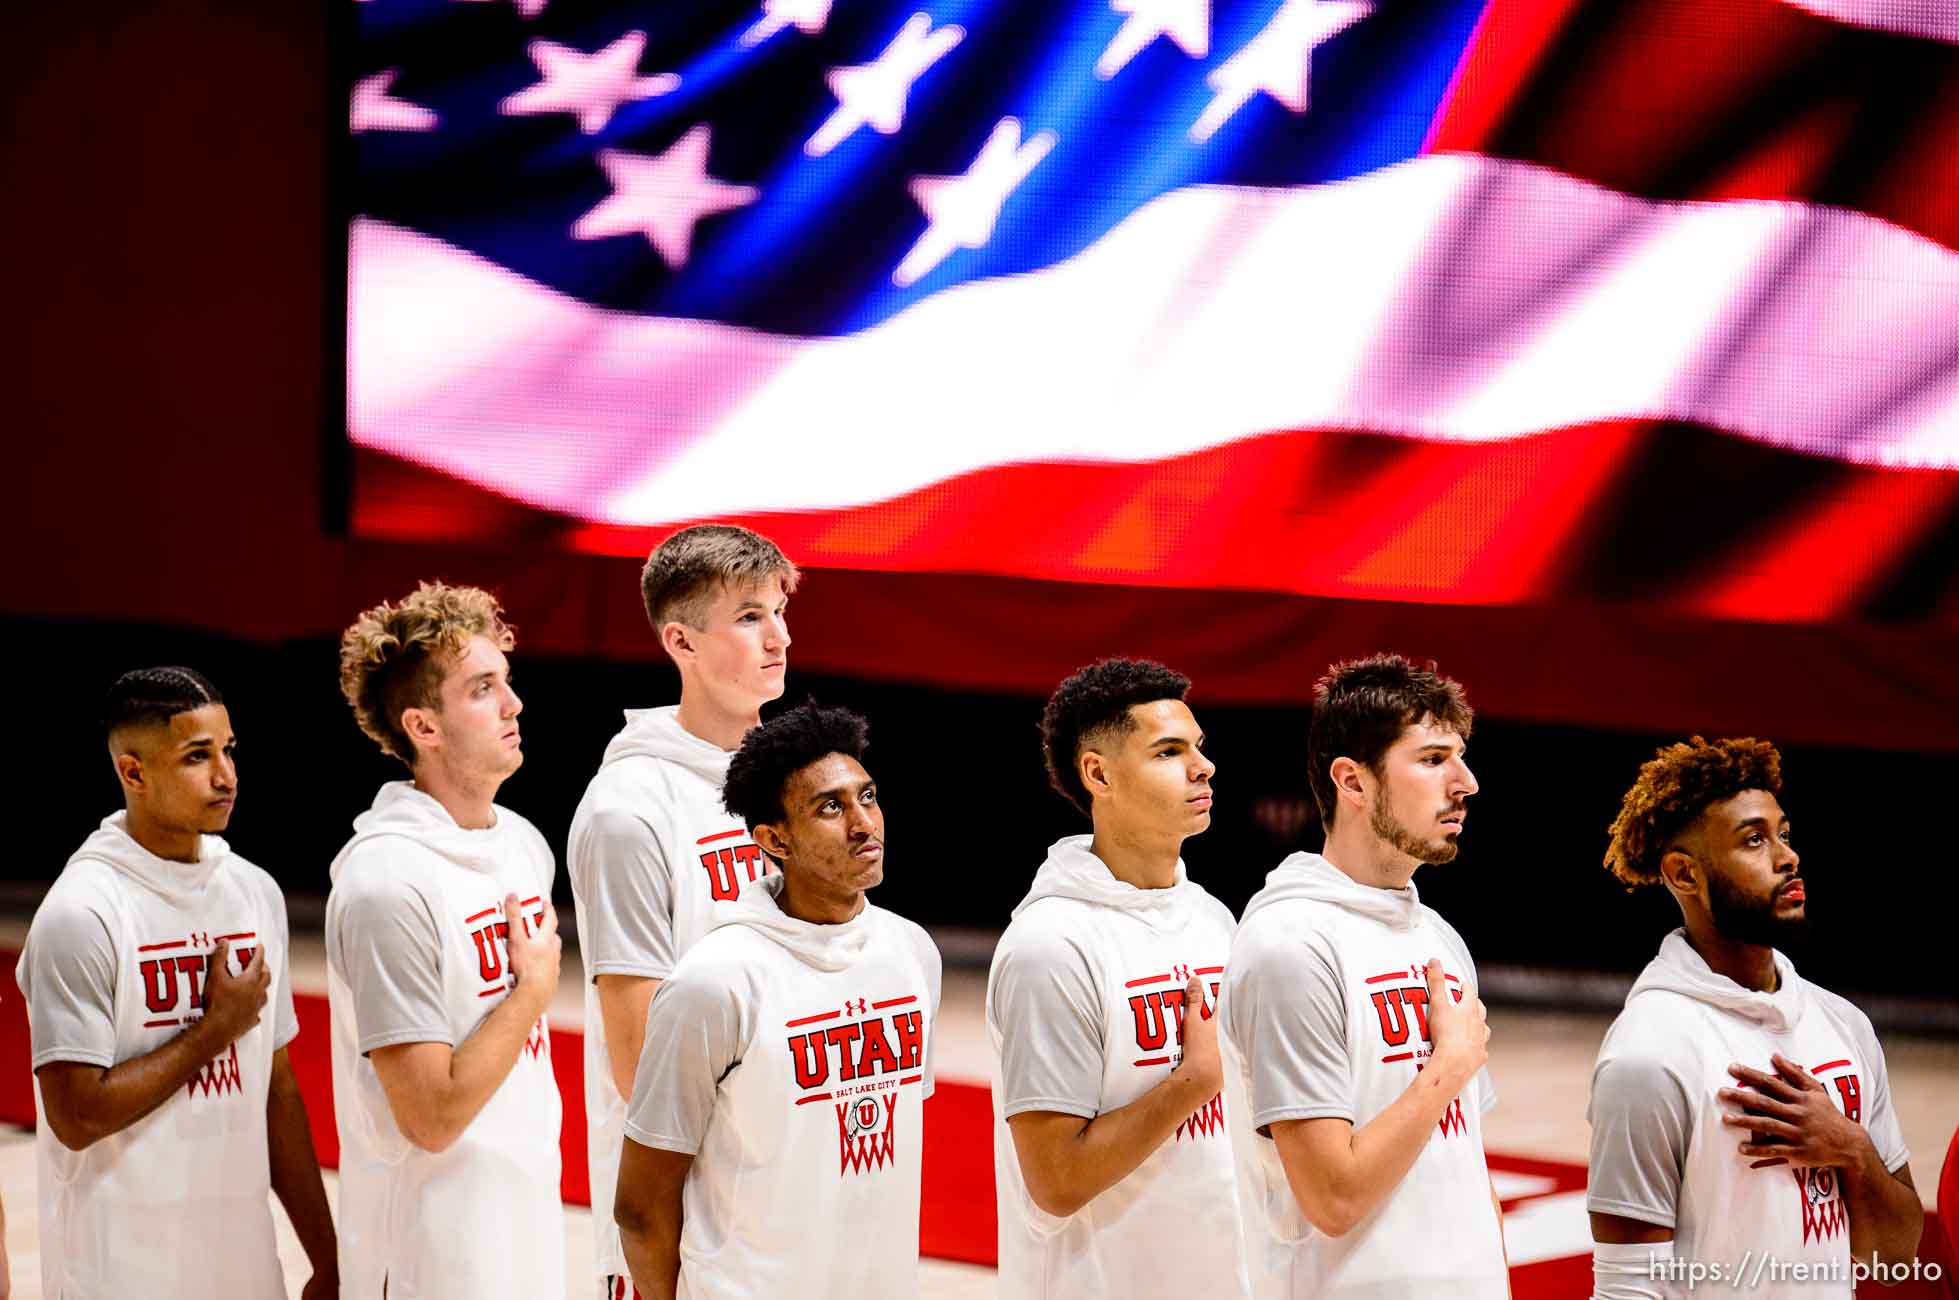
348, 0, 1959, 622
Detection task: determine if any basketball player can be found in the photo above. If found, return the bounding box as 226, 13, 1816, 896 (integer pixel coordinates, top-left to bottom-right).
1220, 654, 1504, 1299
613, 702, 942, 1300
568, 524, 796, 1299
18, 667, 336, 1298
986, 658, 1248, 1297
1588, 738, 1920, 1298
327, 583, 565, 1299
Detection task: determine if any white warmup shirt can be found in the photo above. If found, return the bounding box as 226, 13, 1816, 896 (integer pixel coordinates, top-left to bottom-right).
1588, 930, 1909, 1299
17, 812, 299, 1299
986, 834, 1249, 1298
568, 705, 773, 1281
1220, 852, 1505, 1300
325, 781, 565, 1300
624, 873, 942, 1300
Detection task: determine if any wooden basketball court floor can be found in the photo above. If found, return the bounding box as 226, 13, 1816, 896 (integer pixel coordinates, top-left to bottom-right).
1, 921, 1951, 1299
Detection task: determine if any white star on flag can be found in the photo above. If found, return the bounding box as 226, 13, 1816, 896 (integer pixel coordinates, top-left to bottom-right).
1190, 0, 1369, 142
894, 117, 1057, 288
572, 124, 760, 269
351, 70, 438, 133
451, 0, 549, 19
500, 32, 680, 135
1095, 0, 1210, 81
805, 13, 966, 158
740, 0, 833, 48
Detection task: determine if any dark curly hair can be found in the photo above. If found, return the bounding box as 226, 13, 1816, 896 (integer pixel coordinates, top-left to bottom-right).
105, 667, 223, 743
1307, 654, 1473, 825
1041, 659, 1192, 817
1603, 736, 1783, 888
723, 701, 872, 831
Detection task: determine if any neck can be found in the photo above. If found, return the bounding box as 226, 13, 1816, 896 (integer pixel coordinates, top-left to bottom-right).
123, 805, 203, 863
1087, 819, 1183, 891
1320, 817, 1418, 890
775, 873, 865, 926
675, 688, 762, 753
1681, 913, 1779, 992
411, 761, 500, 831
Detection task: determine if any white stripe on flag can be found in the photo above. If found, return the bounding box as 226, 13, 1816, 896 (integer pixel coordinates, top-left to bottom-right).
350, 152, 1959, 527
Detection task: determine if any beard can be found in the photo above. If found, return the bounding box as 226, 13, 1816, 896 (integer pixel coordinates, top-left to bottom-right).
1707, 870, 1809, 946
1370, 796, 1460, 865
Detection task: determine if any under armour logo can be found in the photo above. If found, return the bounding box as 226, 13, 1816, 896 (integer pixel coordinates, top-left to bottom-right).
844, 997, 868, 1016
1172, 963, 1191, 982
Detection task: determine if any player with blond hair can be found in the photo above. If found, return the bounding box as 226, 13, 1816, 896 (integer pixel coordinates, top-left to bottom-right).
1588, 738, 1920, 1299
567, 524, 797, 1299
326, 582, 565, 1300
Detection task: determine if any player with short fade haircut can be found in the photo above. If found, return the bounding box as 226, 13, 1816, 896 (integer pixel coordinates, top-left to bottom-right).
1587, 738, 1920, 1300
1220, 652, 1504, 1300
326, 582, 566, 1300
990, 658, 1248, 1299
18, 666, 336, 1299
615, 701, 940, 1300
571, 524, 799, 1297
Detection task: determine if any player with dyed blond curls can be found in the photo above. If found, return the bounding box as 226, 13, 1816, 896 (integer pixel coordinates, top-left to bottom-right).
18, 667, 334, 1299
568, 523, 797, 1300
1588, 738, 1920, 1299
327, 583, 565, 1300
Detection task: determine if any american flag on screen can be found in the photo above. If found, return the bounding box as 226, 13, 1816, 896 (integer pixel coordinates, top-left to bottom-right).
349, 0, 1959, 622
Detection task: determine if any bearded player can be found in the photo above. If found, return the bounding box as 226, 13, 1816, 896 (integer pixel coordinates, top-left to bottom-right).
987, 658, 1247, 1297
568, 524, 796, 1300
1220, 654, 1505, 1299
327, 583, 566, 1299
18, 667, 335, 1298
1588, 738, 1920, 1298
614, 702, 942, 1300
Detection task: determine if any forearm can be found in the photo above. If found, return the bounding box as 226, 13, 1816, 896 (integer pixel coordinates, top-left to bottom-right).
1841, 1145, 1922, 1269
426, 992, 550, 1144
616, 1141, 689, 1300
597, 975, 659, 1101
41, 1020, 232, 1149
620, 1209, 682, 1300
1286, 1058, 1475, 1233
266, 1063, 337, 1275
1018, 1067, 1218, 1217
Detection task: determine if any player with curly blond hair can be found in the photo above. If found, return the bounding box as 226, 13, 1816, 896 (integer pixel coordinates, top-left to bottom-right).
1588, 738, 1920, 1299
324, 582, 567, 1300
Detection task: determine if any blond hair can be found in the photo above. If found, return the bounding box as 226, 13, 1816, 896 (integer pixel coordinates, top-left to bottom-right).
640, 524, 799, 634
339, 582, 515, 766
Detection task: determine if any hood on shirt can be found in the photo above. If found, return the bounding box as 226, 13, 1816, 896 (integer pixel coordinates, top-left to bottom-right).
709, 872, 874, 972
64, 811, 227, 910
598, 706, 732, 786
328, 781, 521, 884
1238, 850, 1423, 932
1626, 927, 1805, 1034
1010, 833, 1206, 929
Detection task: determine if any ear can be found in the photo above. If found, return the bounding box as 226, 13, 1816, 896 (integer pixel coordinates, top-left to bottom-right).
1329, 756, 1369, 809
113, 752, 145, 797
661, 620, 696, 664
1658, 847, 1701, 897
1078, 747, 1111, 802
753, 820, 789, 863
400, 705, 441, 756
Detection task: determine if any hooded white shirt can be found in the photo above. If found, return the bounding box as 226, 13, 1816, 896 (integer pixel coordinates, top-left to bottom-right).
324, 781, 564, 1300
17, 813, 298, 1300
567, 705, 775, 1279
1219, 851, 1504, 1300
985, 833, 1249, 1299
623, 872, 942, 1300
1587, 930, 1907, 1297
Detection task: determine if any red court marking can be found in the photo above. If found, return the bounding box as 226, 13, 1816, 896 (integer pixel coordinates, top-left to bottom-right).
1133, 1056, 1172, 1068
1382, 1051, 1417, 1063
137, 939, 187, 952
1194, 965, 1224, 976
785, 1009, 841, 1028
794, 1092, 834, 1106
463, 906, 499, 925
1810, 1058, 1852, 1073
872, 995, 918, 1010
696, 829, 746, 845
1124, 973, 1171, 988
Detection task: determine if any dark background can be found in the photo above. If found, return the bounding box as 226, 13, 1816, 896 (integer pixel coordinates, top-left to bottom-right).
5, 3, 1954, 1020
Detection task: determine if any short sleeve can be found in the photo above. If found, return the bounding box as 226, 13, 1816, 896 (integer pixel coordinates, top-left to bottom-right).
571, 805, 677, 981
1222, 932, 1352, 1131
988, 925, 1106, 1121
21, 898, 120, 1070
911, 923, 944, 1100
623, 965, 747, 1155
1847, 1014, 1909, 1173
1586, 1053, 1692, 1227
256, 871, 301, 1051
329, 869, 452, 1053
